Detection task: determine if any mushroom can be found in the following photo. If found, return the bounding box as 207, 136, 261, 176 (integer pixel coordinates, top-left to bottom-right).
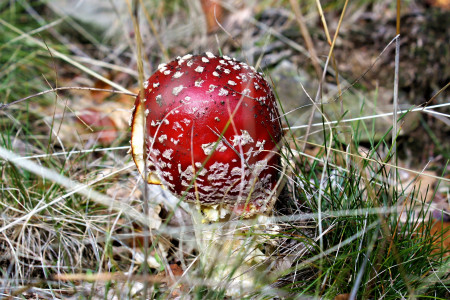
131, 53, 283, 294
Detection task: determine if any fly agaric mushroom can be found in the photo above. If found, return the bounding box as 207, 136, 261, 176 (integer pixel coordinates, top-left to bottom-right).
131, 53, 284, 294
131, 52, 282, 218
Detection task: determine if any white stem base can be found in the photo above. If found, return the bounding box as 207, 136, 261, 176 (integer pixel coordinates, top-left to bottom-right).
188, 203, 278, 296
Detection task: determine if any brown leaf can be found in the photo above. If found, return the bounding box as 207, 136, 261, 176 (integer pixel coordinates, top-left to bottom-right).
429, 222, 450, 256
154, 264, 184, 296
334, 294, 350, 300
77, 108, 118, 145
200, 0, 223, 33
416, 221, 450, 257
169, 264, 184, 277
427, 0, 450, 9
400, 170, 437, 203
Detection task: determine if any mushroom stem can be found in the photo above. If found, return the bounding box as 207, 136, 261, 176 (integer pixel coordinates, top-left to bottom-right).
185, 163, 287, 295
187, 203, 276, 296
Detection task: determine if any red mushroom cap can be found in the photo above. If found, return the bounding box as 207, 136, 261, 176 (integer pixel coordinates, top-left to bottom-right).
131, 53, 282, 215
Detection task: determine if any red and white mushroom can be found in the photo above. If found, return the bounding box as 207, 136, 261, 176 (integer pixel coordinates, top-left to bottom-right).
131, 52, 282, 218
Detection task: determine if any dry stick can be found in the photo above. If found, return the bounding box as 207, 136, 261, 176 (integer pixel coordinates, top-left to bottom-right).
7, 273, 172, 297
0, 87, 137, 111
41, 39, 66, 156
286, 102, 449, 130
392, 35, 400, 199
392, 0, 402, 197
289, 0, 322, 79
313, 0, 344, 118
386, 30, 401, 296
9, 146, 130, 161
392, 0, 401, 202
54, 272, 170, 283
314, 0, 331, 44
385, 1, 415, 296
213, 3, 241, 50
423, 82, 450, 107
126, 0, 151, 298
313, 0, 348, 188
391, 0, 401, 200
139, 0, 170, 62
303, 0, 350, 153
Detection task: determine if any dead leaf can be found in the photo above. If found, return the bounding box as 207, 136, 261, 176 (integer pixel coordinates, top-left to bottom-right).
334, 294, 350, 300
77, 108, 118, 145
416, 221, 450, 257
427, 0, 450, 9
201, 0, 224, 33
154, 264, 184, 297
168, 263, 184, 277
401, 170, 437, 203
430, 222, 450, 256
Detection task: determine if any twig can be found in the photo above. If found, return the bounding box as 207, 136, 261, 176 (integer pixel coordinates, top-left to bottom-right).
139, 0, 170, 62
289, 0, 322, 79
285, 102, 450, 130
392, 34, 400, 198
126, 0, 151, 298
303, 0, 350, 152
0, 87, 137, 110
